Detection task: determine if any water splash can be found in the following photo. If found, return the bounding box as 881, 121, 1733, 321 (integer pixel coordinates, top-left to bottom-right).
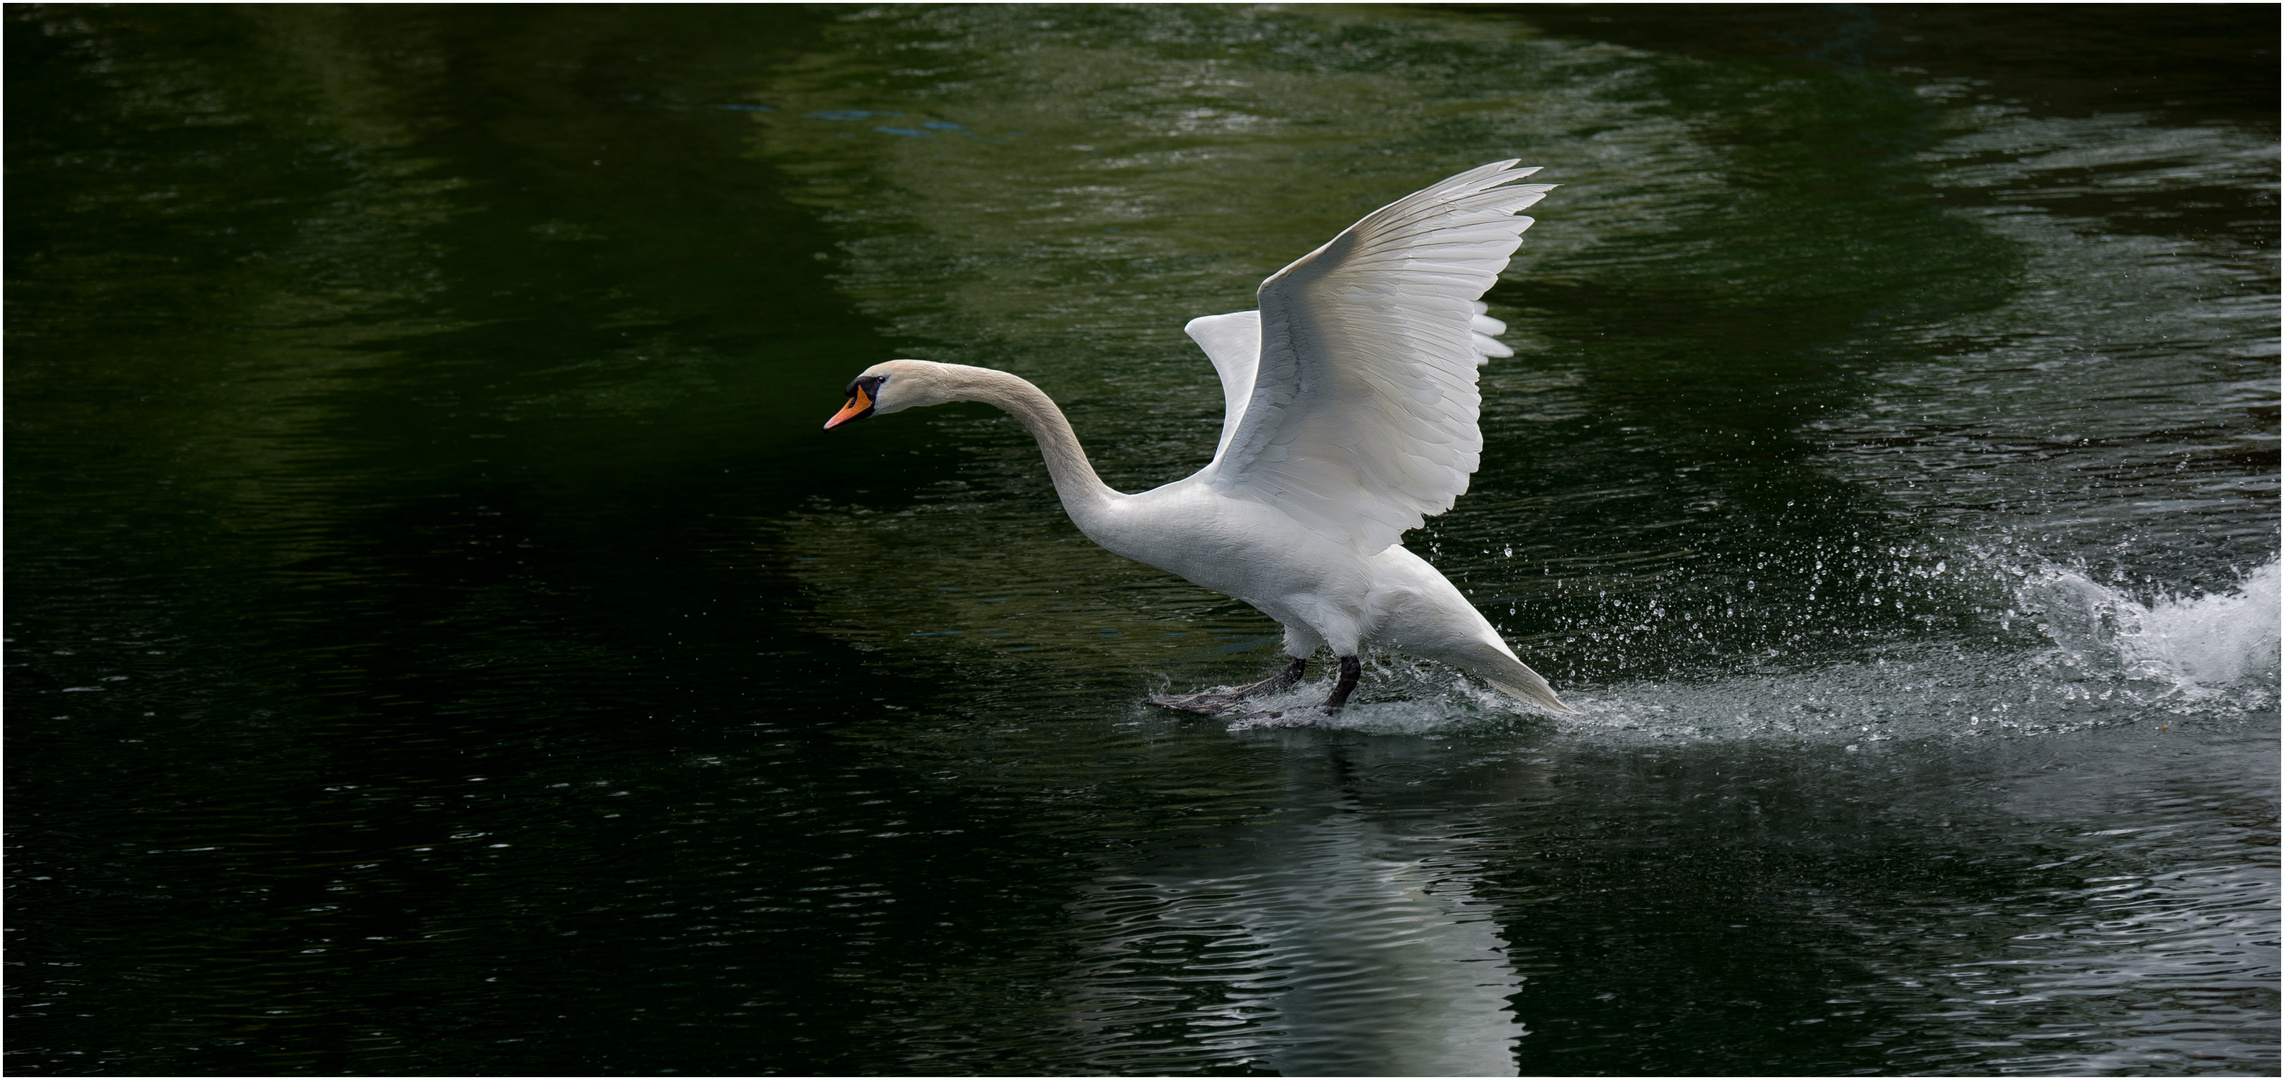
1209, 558, 2281, 744
1221, 663, 1524, 736
2016, 557, 2281, 694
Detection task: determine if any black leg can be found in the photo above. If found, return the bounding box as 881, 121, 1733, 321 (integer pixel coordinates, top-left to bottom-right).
1239, 655, 1363, 724
1247, 656, 1308, 696
1147, 656, 1309, 715
1321, 655, 1361, 713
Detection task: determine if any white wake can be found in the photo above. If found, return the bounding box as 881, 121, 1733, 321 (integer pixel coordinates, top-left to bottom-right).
1216, 557, 2282, 742
2016, 557, 2281, 694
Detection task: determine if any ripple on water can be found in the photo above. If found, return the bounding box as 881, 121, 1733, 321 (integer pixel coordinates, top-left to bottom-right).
1059, 819, 1524, 1075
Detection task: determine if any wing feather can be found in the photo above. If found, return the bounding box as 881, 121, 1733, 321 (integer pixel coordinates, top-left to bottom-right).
1183, 310, 1261, 466
1206, 161, 1551, 552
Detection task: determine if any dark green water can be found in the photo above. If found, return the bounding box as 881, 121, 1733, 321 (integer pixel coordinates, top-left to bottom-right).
8, 5, 2277, 1075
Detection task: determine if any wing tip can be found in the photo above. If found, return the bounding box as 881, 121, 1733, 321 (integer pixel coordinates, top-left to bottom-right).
1483, 160, 1546, 183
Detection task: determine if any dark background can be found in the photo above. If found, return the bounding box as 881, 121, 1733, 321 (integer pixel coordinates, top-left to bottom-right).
9, 5, 2276, 1074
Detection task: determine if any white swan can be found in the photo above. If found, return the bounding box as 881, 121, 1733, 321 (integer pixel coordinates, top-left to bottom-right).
823, 160, 1569, 717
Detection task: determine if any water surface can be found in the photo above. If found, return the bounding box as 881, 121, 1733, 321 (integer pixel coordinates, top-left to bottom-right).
8, 5, 2277, 1075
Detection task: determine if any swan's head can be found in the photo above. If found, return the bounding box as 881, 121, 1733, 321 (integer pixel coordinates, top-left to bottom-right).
822, 359, 955, 430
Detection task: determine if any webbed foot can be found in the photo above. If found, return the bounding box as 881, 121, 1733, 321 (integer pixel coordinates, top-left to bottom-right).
1146, 690, 1251, 715
1147, 657, 1308, 715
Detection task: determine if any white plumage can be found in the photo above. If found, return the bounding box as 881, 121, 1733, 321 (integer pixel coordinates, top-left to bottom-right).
824, 161, 1568, 716
1219, 160, 1551, 555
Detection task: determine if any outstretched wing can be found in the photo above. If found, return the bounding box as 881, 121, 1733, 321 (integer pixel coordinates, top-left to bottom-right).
1205, 160, 1551, 553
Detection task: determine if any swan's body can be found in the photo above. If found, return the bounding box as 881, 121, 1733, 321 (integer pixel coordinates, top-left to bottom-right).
825, 161, 1568, 715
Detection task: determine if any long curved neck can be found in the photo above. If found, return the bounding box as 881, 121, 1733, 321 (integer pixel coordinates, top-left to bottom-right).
942, 365, 1123, 532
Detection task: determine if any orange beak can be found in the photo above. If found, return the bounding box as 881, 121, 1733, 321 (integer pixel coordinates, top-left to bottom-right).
823, 384, 874, 430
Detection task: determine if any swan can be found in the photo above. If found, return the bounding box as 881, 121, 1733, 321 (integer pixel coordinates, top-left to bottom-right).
823, 160, 1570, 718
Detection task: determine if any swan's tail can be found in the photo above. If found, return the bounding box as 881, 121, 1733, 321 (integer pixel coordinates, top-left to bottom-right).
1446, 641, 1573, 714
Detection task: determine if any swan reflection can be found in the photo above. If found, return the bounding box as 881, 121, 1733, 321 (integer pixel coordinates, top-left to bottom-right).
1059, 736, 1531, 1076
